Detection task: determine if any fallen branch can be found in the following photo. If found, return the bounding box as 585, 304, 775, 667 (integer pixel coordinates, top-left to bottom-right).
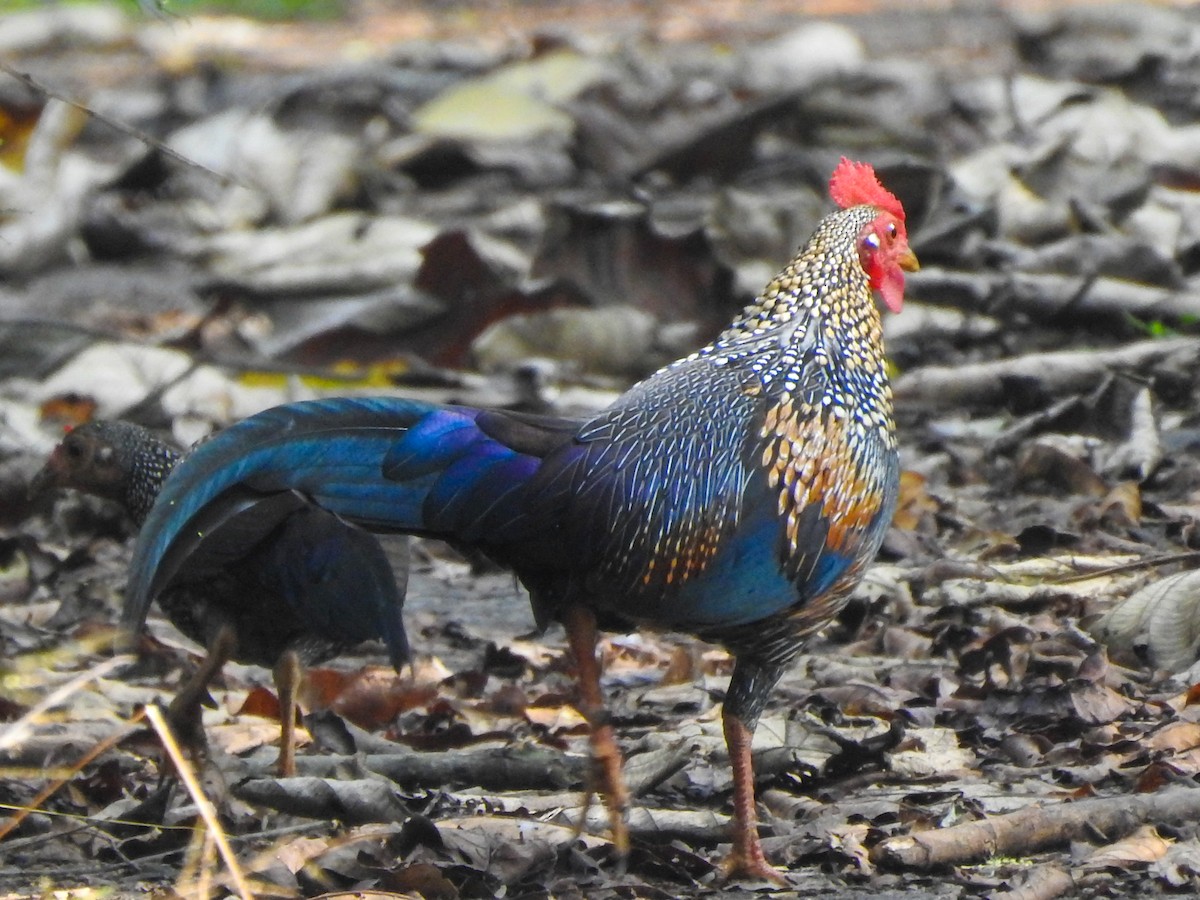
894, 337, 1199, 408
908, 268, 1200, 325
235, 776, 412, 825
292, 746, 586, 792
286, 734, 694, 800
871, 785, 1200, 871
989, 823, 1171, 900
557, 804, 729, 844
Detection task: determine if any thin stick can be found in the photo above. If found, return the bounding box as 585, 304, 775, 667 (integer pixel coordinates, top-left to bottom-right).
0, 62, 237, 187
1050, 551, 1200, 585
144, 704, 254, 900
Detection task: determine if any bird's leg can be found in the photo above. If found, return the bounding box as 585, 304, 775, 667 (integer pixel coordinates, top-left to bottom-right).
562, 603, 630, 858
720, 712, 786, 884
164, 623, 238, 754
272, 648, 303, 777
718, 656, 788, 885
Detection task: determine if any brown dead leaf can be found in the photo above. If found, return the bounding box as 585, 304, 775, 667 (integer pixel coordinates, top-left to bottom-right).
605, 633, 677, 671
381, 862, 457, 899
1017, 440, 1108, 496
275, 835, 334, 874
303, 668, 354, 710
828, 822, 873, 872
329, 670, 440, 729
1083, 824, 1172, 870
817, 682, 902, 718
0, 100, 41, 172
238, 685, 284, 722
661, 644, 699, 685
1145, 721, 1200, 754
1135, 761, 1175, 794
1071, 682, 1136, 725
436, 815, 600, 882
209, 716, 298, 758
1099, 481, 1142, 529
303, 660, 450, 728
892, 469, 940, 532
889, 726, 975, 779
971, 527, 1024, 561
481, 683, 528, 716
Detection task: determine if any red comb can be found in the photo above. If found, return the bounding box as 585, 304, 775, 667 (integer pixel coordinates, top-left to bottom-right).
828, 157, 905, 222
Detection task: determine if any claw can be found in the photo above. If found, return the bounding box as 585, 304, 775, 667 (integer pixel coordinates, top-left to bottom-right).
718, 843, 788, 886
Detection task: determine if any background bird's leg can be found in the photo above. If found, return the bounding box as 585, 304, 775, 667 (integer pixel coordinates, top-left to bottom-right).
719, 656, 788, 884
563, 604, 630, 858
164, 623, 238, 755
273, 648, 303, 777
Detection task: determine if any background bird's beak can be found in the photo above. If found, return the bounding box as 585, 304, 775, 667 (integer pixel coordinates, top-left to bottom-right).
898, 247, 920, 272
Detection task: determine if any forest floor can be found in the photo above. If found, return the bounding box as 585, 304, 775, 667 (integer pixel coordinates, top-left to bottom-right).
1, 1, 1200, 898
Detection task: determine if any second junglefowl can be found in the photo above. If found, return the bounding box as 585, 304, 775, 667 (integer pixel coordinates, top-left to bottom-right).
32, 420, 410, 775
124, 158, 915, 881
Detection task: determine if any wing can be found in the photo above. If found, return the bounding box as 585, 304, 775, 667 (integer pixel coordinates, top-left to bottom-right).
521, 354, 764, 601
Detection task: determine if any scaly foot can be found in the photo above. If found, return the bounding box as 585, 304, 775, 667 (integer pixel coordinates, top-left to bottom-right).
718, 842, 788, 885
720, 709, 788, 885
563, 604, 631, 858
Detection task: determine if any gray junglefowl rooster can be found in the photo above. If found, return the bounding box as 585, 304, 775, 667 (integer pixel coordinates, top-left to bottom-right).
124, 158, 916, 881
32, 420, 410, 776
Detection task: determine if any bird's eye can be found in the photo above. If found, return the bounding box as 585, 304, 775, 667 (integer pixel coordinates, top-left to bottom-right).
65, 440, 83, 460
885, 222, 897, 238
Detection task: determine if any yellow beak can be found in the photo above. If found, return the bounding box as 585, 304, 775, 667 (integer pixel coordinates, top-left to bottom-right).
898, 247, 920, 273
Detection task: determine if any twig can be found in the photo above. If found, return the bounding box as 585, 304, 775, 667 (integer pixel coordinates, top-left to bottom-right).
871, 785, 1200, 871
1050, 551, 1200, 585
144, 704, 254, 900
908, 268, 1200, 325
894, 336, 1200, 408
0, 62, 237, 187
